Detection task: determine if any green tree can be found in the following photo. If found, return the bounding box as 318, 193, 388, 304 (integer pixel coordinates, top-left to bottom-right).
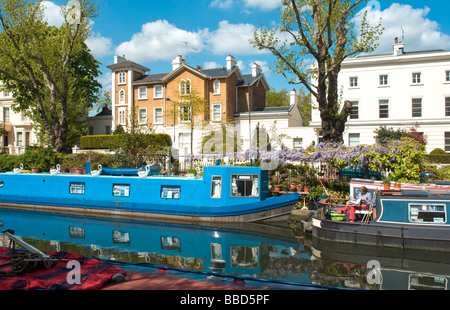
167, 86, 209, 167
0, 0, 100, 153
251, 0, 383, 143
266, 88, 290, 107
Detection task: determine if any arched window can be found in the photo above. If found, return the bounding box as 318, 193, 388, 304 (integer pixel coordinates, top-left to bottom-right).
213, 80, 220, 95
118, 71, 127, 84
180, 79, 191, 96
119, 89, 125, 104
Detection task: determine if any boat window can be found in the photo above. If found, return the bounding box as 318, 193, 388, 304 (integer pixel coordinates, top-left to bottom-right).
211, 176, 222, 199
113, 184, 130, 197
69, 182, 85, 195
409, 204, 446, 223
231, 175, 259, 197
161, 185, 181, 199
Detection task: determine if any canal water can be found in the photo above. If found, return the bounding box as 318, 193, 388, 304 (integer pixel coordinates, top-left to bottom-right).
0, 207, 449, 290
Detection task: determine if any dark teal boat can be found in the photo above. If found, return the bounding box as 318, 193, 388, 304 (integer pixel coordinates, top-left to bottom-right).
311, 187, 450, 252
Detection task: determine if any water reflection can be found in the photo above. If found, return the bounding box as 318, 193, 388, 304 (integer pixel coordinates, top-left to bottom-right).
0, 207, 449, 290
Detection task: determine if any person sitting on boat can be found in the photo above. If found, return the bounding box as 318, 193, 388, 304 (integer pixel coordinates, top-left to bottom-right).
338, 186, 372, 223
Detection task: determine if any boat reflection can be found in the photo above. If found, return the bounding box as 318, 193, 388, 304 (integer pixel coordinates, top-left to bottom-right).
0, 207, 449, 290
0, 208, 311, 282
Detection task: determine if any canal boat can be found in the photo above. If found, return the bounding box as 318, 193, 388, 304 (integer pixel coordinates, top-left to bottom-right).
311, 186, 450, 252
0, 165, 299, 223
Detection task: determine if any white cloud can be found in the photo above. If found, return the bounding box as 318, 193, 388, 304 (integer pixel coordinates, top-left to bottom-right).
115, 20, 206, 63
41, 1, 64, 27
360, 3, 450, 54
242, 0, 281, 11
207, 20, 265, 55
86, 33, 114, 58
210, 0, 234, 9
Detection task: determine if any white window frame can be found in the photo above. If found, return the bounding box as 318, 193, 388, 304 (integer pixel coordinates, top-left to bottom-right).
119, 89, 126, 104
349, 76, 358, 88
213, 80, 220, 95
379, 75, 389, 86
446, 71, 450, 82
212, 103, 222, 121
138, 87, 147, 100
16, 132, 23, 147
349, 101, 359, 120
179, 104, 191, 122
412, 72, 422, 84
293, 138, 302, 150
118, 108, 126, 125
154, 85, 163, 99
379, 99, 389, 119
118, 71, 127, 85
412, 98, 422, 118
138, 108, 147, 125
154, 107, 163, 125
348, 133, 360, 147
180, 79, 191, 96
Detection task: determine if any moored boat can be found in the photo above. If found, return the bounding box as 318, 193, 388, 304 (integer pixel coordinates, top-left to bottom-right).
0, 165, 299, 223
311, 187, 450, 252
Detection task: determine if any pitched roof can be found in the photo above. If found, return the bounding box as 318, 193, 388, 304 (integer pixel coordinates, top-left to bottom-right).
106, 60, 150, 73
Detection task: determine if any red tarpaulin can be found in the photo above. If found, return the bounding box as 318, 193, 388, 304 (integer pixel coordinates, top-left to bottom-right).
0, 247, 126, 290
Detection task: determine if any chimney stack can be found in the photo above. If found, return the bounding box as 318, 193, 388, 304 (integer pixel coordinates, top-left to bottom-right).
114, 55, 127, 64
252, 62, 262, 78
290, 89, 298, 106
172, 55, 184, 71
226, 55, 237, 70
393, 37, 404, 56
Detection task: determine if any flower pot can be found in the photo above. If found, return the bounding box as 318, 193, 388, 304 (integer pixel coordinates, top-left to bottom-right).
394, 183, 401, 190
383, 184, 390, 190
76, 168, 84, 174
31, 167, 39, 173
296, 184, 304, 192
274, 186, 281, 192
289, 183, 297, 192
303, 186, 309, 193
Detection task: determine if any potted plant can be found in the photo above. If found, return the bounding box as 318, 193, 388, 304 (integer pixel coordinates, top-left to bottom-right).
31, 167, 40, 173
186, 168, 197, 178
289, 182, 297, 192
394, 182, 401, 190
382, 176, 391, 190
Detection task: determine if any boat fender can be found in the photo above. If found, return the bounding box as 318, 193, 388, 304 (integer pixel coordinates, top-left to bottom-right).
111, 273, 126, 284
304, 211, 315, 222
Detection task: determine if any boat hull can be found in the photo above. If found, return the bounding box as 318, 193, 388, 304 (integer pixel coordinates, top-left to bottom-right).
312, 217, 450, 252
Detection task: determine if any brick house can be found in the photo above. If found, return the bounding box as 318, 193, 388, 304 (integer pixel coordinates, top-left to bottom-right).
107, 55, 269, 155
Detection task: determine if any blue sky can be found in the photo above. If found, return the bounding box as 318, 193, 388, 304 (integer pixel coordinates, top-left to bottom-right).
43, 0, 450, 93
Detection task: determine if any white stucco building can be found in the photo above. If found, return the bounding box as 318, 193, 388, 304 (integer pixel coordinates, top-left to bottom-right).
0, 83, 38, 154
310, 38, 450, 153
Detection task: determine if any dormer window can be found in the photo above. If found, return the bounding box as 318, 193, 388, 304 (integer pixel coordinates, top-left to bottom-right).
118, 71, 127, 85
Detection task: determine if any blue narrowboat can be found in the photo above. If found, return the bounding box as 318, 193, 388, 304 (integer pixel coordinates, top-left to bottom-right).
311, 185, 450, 252
0, 165, 299, 223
